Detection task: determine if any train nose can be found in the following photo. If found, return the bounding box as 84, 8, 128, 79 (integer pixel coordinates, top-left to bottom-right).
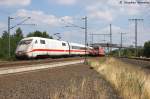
15, 45, 29, 56
15, 50, 29, 59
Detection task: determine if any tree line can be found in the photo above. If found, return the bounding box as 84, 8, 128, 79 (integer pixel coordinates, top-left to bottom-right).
0, 27, 53, 60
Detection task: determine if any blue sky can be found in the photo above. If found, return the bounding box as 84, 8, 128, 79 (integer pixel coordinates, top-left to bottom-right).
0, 0, 150, 46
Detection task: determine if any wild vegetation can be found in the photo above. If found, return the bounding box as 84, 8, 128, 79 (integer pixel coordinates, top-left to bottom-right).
0, 27, 53, 60
89, 57, 150, 99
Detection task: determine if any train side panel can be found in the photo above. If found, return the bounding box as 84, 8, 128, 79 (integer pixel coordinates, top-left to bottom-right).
30, 38, 70, 57
69, 43, 87, 56
46, 39, 69, 56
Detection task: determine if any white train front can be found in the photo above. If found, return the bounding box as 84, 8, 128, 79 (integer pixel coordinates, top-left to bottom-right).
15, 37, 92, 58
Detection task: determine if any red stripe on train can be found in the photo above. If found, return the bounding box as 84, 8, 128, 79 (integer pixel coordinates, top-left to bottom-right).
28, 49, 87, 53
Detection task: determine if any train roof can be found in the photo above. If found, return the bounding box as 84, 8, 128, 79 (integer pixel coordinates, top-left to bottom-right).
70, 42, 85, 47
70, 42, 93, 49
21, 37, 67, 42
21, 37, 92, 48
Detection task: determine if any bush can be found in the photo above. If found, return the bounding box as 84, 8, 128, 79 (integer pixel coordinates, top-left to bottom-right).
143, 41, 150, 57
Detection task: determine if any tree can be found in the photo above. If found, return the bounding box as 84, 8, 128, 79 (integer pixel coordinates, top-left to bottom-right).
110, 48, 135, 57
2, 31, 9, 39
0, 29, 54, 60
0, 31, 9, 58
27, 31, 42, 37
13, 27, 24, 42
27, 31, 53, 39
11, 27, 24, 56
42, 31, 50, 38
0, 28, 24, 59
14, 27, 23, 38
143, 41, 150, 57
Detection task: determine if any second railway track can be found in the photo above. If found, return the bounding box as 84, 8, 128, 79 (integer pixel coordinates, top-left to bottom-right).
119, 57, 150, 70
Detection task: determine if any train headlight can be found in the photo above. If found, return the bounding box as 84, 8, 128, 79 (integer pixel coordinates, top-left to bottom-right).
17, 51, 26, 55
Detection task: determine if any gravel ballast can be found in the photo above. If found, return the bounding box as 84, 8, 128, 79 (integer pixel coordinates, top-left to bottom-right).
0, 63, 119, 99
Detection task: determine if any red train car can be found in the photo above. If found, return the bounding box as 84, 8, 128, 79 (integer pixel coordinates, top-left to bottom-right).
89, 46, 105, 56
98, 47, 105, 56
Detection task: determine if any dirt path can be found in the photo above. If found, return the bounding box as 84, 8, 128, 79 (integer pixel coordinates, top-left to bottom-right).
0, 63, 120, 99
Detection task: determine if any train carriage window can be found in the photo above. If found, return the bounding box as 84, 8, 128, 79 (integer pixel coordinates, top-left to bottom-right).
40, 40, 45, 44
62, 43, 66, 46
80, 47, 85, 50
72, 46, 82, 49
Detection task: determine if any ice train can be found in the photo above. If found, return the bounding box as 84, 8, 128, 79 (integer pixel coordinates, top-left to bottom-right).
15, 37, 94, 59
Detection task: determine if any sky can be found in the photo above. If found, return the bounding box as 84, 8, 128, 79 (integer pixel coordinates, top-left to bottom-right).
0, 0, 150, 46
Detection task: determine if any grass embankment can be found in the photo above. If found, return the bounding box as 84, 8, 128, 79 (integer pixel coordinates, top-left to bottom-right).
49, 78, 112, 99
89, 57, 150, 99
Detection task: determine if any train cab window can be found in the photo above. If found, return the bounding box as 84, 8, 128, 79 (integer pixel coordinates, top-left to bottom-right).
35, 40, 38, 44
19, 39, 32, 45
62, 43, 66, 46
40, 40, 45, 44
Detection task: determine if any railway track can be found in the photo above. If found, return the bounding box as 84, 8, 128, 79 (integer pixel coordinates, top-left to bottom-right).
119, 57, 150, 70
0, 60, 84, 75
126, 57, 150, 61
0, 57, 85, 68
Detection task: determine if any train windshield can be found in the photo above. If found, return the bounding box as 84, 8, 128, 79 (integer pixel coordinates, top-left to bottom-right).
19, 39, 33, 45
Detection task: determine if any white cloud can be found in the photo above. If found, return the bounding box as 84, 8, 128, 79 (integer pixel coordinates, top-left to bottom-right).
107, 0, 120, 6
119, 0, 141, 15
15, 9, 73, 27
86, 1, 115, 22
0, 0, 31, 6
86, 0, 150, 22
61, 16, 73, 23
56, 0, 77, 5
88, 9, 114, 22
49, 0, 78, 6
